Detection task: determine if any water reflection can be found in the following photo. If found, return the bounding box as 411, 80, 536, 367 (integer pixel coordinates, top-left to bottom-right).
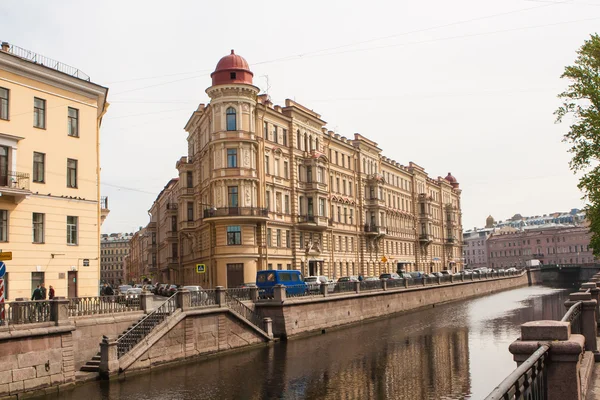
46, 286, 570, 400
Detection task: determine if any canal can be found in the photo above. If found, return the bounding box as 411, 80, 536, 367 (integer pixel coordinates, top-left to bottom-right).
46, 285, 570, 400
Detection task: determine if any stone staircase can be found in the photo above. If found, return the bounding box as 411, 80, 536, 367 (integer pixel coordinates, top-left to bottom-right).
79, 314, 147, 373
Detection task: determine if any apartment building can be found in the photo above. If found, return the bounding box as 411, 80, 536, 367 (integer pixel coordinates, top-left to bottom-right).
0, 42, 109, 299
125, 50, 462, 288
100, 233, 132, 286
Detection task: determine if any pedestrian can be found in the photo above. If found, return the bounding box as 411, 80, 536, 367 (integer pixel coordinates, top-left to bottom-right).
31, 285, 43, 300
358, 275, 364, 282
104, 283, 114, 296
40, 283, 47, 300
48, 285, 55, 300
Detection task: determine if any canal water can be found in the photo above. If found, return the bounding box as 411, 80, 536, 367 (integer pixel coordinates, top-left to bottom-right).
47, 285, 570, 400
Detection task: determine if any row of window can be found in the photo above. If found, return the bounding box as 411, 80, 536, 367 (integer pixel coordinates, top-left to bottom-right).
32, 152, 78, 187
100, 248, 129, 255
490, 245, 591, 258
0, 210, 78, 244
0, 88, 80, 136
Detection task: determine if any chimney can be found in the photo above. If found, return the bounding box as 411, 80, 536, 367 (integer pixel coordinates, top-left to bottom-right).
1, 42, 9, 52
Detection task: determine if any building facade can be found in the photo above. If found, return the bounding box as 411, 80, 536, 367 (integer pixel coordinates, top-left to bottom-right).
100, 233, 132, 286
132, 50, 463, 288
487, 225, 595, 269
0, 42, 109, 299
462, 228, 492, 269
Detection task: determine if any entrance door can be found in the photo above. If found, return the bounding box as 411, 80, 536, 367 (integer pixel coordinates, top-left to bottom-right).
0, 146, 8, 187
226, 263, 244, 288
68, 271, 77, 298
309, 261, 316, 276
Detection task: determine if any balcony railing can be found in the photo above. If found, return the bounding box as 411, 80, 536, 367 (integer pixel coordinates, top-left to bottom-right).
364, 224, 386, 235
299, 215, 316, 223
445, 237, 456, 244
419, 234, 432, 243
166, 203, 178, 210
166, 257, 178, 266
100, 196, 109, 210
203, 207, 268, 218
0, 171, 30, 191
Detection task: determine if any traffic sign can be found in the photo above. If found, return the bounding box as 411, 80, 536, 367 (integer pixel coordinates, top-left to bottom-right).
0, 252, 12, 261
196, 264, 206, 274
0, 262, 5, 278
381, 256, 388, 263
83, 259, 89, 267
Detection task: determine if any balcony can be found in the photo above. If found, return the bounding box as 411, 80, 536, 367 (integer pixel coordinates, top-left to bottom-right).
365, 197, 386, 208
299, 181, 328, 192
366, 173, 384, 182
147, 243, 157, 252
364, 224, 386, 236
180, 187, 195, 197
100, 196, 110, 225
166, 230, 178, 240
181, 220, 196, 230
445, 237, 456, 245
0, 171, 31, 203
419, 234, 433, 244
203, 207, 269, 221
147, 222, 157, 230
166, 203, 178, 215
298, 215, 330, 230
166, 257, 178, 268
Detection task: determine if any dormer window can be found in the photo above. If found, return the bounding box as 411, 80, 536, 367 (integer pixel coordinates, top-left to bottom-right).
226, 107, 236, 131
230, 72, 236, 79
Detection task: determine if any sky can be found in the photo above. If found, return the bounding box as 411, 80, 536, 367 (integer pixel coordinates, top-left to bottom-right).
1, 0, 597, 233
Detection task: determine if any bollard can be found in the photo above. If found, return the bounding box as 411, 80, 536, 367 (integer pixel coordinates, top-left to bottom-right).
320, 282, 329, 297
273, 284, 286, 303
263, 317, 273, 338
215, 286, 226, 307
437, 276, 441, 285
353, 281, 361, 294
509, 320, 584, 400
381, 279, 387, 291
140, 291, 152, 313
99, 337, 119, 379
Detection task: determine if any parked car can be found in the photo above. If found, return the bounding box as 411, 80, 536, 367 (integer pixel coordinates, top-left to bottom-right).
166, 284, 180, 296
364, 276, 379, 281
401, 273, 413, 280
433, 272, 444, 278
440, 270, 451, 276
158, 284, 170, 296
182, 285, 209, 302
125, 288, 142, 305
237, 283, 257, 289
118, 285, 132, 295
256, 270, 307, 297
305, 276, 334, 293
338, 276, 359, 282
426, 273, 437, 279
144, 284, 156, 293
379, 273, 401, 280
409, 271, 424, 279
507, 267, 518, 272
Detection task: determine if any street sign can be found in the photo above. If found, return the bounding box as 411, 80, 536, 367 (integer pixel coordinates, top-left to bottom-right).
0, 262, 5, 278
196, 264, 206, 274
381, 256, 388, 263
83, 259, 89, 267
0, 252, 12, 261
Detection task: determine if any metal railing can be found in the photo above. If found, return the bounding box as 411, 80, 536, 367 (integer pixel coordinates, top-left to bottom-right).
190, 290, 217, 308
333, 281, 356, 293
116, 293, 177, 359
203, 207, 269, 218
4, 44, 91, 81
68, 295, 141, 317
225, 292, 265, 332
227, 288, 251, 301
0, 300, 51, 325
484, 344, 549, 400
386, 279, 406, 289
561, 301, 582, 335
360, 280, 383, 291
284, 284, 320, 298
0, 171, 30, 191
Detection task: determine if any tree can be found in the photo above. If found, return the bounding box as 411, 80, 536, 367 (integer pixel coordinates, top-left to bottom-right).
555, 33, 600, 255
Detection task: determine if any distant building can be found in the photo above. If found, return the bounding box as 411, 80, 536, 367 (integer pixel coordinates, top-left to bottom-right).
100, 233, 132, 286
463, 209, 595, 269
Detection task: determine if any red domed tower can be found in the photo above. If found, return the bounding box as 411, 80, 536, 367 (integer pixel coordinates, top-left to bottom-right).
210, 49, 254, 86
444, 172, 459, 189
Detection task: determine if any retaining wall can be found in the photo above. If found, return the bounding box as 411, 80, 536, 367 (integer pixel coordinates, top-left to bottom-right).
257, 272, 529, 338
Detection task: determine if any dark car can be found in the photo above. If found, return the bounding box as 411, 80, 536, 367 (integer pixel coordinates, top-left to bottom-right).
379, 273, 401, 280
166, 284, 180, 296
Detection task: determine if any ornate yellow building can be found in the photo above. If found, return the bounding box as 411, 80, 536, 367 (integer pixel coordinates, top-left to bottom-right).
130, 50, 462, 287
0, 42, 109, 298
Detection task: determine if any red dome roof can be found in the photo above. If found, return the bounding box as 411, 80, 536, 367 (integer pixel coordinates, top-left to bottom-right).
444, 172, 457, 183
211, 50, 253, 86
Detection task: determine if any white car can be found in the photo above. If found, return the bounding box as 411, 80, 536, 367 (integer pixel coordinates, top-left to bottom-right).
182, 285, 209, 302
305, 276, 335, 293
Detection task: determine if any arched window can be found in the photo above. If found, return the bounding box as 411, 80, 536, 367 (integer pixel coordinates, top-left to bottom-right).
226, 107, 236, 131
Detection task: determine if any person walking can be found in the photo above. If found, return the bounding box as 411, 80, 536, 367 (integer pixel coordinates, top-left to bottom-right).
31, 285, 43, 301
40, 283, 47, 300
48, 285, 55, 300
31, 285, 43, 322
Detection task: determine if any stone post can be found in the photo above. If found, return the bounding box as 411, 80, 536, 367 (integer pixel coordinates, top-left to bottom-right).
471, 274, 474, 281
580, 283, 600, 326
140, 291, 152, 313
437, 276, 442, 285
450, 274, 454, 283
250, 287, 259, 302
564, 291, 597, 353
176, 289, 190, 311
353, 281, 361, 294
99, 337, 119, 379
215, 286, 226, 307
404, 278, 408, 288
509, 321, 584, 400
320, 282, 329, 297
381, 279, 387, 291
51, 298, 70, 326
263, 317, 273, 338
461, 274, 464, 282
273, 284, 286, 303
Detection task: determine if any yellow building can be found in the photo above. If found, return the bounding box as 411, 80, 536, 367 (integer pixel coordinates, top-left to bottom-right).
0, 42, 109, 299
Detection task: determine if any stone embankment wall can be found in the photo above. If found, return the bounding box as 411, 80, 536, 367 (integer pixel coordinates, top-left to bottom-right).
257, 273, 529, 338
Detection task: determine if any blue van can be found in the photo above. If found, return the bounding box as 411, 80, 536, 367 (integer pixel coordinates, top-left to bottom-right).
256, 270, 307, 297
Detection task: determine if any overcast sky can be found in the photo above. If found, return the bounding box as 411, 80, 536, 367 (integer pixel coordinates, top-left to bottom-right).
1, 0, 597, 233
